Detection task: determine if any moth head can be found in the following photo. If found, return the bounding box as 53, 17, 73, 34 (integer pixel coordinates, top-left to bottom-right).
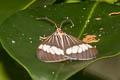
56, 28, 64, 36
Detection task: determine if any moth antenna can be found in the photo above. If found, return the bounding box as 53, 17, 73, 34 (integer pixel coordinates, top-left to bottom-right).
36, 17, 58, 28
59, 19, 74, 29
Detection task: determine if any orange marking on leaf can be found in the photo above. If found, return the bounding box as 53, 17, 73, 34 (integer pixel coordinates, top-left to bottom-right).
109, 12, 120, 16
82, 35, 99, 43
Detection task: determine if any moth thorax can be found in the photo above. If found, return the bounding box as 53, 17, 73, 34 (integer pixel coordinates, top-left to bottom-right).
56, 28, 64, 36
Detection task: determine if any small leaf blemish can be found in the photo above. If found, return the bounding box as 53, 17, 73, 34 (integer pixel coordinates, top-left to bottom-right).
98, 34, 102, 37
83, 8, 86, 10
82, 16, 84, 18
99, 27, 104, 31
29, 37, 32, 40
22, 34, 25, 36
12, 40, 16, 44
52, 72, 55, 75
30, 41, 32, 43
87, 20, 90, 23
44, 5, 47, 8
95, 17, 101, 20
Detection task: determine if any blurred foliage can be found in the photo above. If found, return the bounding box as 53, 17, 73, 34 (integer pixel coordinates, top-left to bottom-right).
0, 44, 32, 80
59, 0, 119, 4
0, 0, 32, 24
65, 0, 80, 3
0, 62, 10, 80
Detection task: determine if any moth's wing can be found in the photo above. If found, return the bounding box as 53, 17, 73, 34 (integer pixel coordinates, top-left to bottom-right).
37, 33, 68, 62
37, 50, 67, 62
64, 34, 99, 60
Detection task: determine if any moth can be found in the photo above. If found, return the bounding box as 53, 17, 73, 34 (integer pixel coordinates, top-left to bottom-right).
36, 17, 98, 62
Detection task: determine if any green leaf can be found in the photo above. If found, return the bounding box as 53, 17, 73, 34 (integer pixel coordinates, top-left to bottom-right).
28, 0, 56, 8
0, 0, 57, 24
0, 44, 32, 80
0, 0, 32, 24
0, 1, 120, 80
83, 53, 120, 80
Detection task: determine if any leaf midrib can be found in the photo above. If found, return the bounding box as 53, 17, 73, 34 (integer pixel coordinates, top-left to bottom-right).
78, 1, 99, 38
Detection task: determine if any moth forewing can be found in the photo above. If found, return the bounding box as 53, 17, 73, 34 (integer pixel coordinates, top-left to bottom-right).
37, 32, 67, 62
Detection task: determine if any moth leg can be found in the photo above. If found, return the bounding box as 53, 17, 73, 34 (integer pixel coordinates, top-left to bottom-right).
39, 35, 48, 41
82, 35, 99, 43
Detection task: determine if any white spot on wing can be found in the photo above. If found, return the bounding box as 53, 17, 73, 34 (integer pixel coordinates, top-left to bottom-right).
72, 46, 79, 54
66, 48, 72, 54
41, 44, 64, 55
66, 44, 89, 54
82, 44, 88, 50
46, 47, 50, 53
51, 46, 61, 55
59, 49, 64, 55
49, 47, 55, 54
78, 46, 82, 53
45, 45, 50, 53
38, 44, 43, 49
79, 45, 84, 52
86, 44, 92, 48
79, 44, 86, 52
43, 44, 48, 51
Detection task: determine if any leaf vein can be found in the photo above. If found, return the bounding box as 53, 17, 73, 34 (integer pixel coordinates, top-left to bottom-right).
78, 2, 99, 38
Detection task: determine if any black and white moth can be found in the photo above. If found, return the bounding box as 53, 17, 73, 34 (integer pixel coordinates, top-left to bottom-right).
36, 17, 98, 62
